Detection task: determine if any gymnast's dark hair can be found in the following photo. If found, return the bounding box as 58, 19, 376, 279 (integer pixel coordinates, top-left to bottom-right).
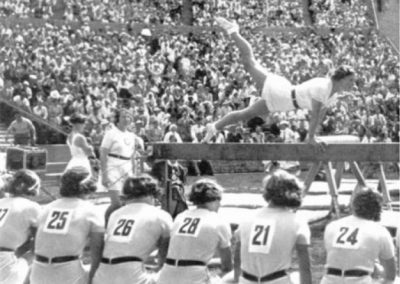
189, 178, 223, 205
262, 170, 303, 208
6, 170, 40, 196
122, 174, 160, 199
331, 65, 355, 81
60, 167, 97, 197
352, 188, 383, 221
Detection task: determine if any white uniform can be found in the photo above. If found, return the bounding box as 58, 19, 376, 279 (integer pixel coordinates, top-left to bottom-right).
321, 215, 395, 284
158, 208, 232, 284
30, 198, 104, 284
94, 203, 173, 284
262, 76, 337, 112
236, 207, 310, 284
0, 197, 41, 284
66, 133, 91, 173
101, 127, 137, 192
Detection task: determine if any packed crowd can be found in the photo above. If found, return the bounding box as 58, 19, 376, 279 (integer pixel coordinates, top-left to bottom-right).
0, 0, 373, 27
0, 0, 398, 148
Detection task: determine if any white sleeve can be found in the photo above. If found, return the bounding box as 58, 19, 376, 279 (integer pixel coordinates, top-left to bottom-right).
163, 132, 171, 142
100, 129, 114, 149
379, 226, 395, 260
217, 219, 232, 249
296, 217, 311, 246
308, 79, 330, 105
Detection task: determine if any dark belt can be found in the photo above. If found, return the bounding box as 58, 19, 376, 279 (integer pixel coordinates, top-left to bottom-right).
327, 267, 370, 277
242, 270, 287, 283
35, 254, 79, 264
0, 247, 14, 252
108, 153, 131, 160
101, 256, 142, 265
166, 258, 206, 267
291, 89, 300, 109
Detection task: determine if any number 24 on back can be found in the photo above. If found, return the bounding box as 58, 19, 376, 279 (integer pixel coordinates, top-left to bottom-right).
333, 226, 360, 249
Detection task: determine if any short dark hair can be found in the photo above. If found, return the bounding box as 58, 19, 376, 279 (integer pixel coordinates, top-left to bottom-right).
352, 188, 383, 221
69, 113, 86, 125
60, 167, 97, 197
7, 169, 40, 196
262, 170, 303, 208
331, 65, 355, 81
122, 174, 159, 199
189, 178, 223, 205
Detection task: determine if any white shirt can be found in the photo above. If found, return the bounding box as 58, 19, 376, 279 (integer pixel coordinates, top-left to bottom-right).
101, 127, 137, 161
237, 207, 310, 276
296, 77, 336, 109
324, 215, 394, 272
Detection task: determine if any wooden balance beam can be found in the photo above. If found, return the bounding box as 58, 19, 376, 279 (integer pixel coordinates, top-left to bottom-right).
150, 141, 398, 162
150, 138, 399, 217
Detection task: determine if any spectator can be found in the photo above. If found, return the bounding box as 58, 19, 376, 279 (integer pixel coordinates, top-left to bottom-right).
226, 125, 243, 143
7, 112, 36, 146
190, 117, 205, 143
297, 119, 309, 142
163, 124, 183, 143
251, 125, 266, 143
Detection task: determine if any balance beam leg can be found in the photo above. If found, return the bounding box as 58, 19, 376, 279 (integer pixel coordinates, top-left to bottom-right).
349, 162, 368, 207
349, 162, 367, 187
378, 163, 392, 210
335, 162, 345, 189
303, 162, 322, 197
323, 162, 340, 218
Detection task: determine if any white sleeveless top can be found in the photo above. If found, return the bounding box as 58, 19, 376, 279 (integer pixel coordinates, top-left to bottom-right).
65, 133, 91, 172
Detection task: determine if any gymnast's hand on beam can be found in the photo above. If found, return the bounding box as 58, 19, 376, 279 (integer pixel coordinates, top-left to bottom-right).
307, 136, 327, 152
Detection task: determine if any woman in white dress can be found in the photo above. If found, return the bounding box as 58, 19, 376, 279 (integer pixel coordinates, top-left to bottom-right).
65, 113, 95, 174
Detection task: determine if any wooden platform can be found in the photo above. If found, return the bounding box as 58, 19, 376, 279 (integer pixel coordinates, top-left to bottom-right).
150, 141, 399, 162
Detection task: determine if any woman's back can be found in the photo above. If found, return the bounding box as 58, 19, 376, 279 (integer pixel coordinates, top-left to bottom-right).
67, 133, 87, 159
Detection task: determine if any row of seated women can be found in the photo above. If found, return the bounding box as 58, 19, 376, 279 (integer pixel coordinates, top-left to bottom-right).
0, 166, 397, 284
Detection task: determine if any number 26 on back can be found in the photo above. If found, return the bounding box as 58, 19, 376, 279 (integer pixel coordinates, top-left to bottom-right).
248, 220, 275, 254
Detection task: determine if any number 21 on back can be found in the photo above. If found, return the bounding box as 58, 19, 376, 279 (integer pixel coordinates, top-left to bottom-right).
248, 220, 275, 254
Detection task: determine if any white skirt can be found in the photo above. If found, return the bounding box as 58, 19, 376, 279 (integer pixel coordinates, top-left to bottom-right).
157, 265, 212, 284
261, 73, 294, 112
65, 157, 91, 174
30, 259, 88, 284
93, 261, 157, 284
0, 252, 29, 284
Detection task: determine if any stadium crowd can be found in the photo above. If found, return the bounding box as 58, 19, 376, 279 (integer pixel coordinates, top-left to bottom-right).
0, 0, 398, 148
0, 0, 373, 28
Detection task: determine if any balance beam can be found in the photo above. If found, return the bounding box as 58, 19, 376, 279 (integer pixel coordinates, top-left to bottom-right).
150, 142, 399, 162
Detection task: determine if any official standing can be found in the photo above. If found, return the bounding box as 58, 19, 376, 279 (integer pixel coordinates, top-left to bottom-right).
100, 108, 141, 222
6, 112, 36, 146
